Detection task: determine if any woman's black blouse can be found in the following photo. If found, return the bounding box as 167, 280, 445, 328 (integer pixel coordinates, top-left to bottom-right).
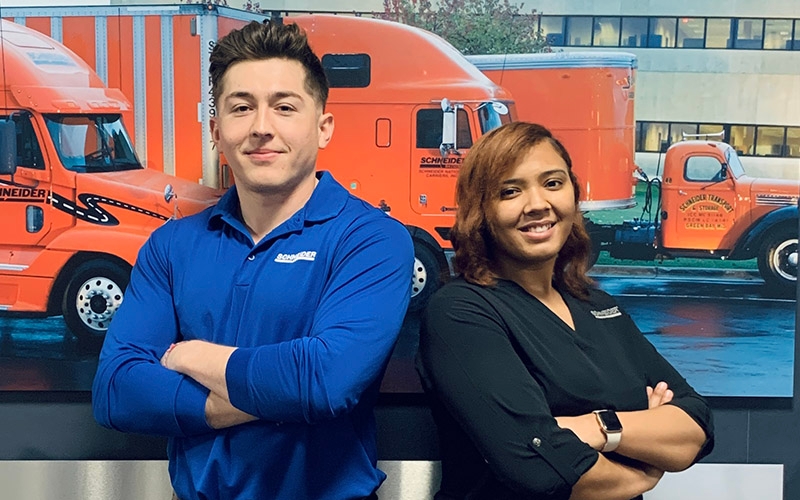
417, 278, 714, 500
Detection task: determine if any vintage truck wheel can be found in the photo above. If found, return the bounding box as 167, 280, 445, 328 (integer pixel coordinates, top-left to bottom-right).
757, 228, 798, 297
408, 241, 442, 313
62, 259, 130, 346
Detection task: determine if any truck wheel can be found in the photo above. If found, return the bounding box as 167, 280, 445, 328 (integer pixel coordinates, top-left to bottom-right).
757, 228, 798, 297
62, 259, 130, 346
408, 241, 443, 313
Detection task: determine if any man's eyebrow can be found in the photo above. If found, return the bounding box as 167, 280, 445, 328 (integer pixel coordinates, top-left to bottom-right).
268, 90, 303, 101
224, 91, 255, 101
223, 90, 305, 105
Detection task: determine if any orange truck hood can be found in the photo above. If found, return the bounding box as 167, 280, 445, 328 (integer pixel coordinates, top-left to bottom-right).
73, 168, 223, 226
745, 176, 800, 207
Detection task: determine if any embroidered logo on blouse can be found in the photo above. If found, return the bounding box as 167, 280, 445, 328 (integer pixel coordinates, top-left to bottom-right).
274, 251, 317, 264
590, 306, 622, 319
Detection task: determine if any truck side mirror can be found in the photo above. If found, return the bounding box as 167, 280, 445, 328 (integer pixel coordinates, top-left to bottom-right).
720, 164, 728, 180
0, 119, 17, 176
440, 98, 457, 158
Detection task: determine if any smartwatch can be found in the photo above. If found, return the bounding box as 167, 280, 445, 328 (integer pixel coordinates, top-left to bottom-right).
593, 409, 622, 452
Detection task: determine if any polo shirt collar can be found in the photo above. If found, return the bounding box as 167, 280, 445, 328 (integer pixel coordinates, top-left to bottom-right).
208, 170, 349, 230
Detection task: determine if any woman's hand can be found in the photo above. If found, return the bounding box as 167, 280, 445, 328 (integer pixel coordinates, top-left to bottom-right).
556, 382, 674, 451
647, 381, 674, 409
554, 414, 606, 451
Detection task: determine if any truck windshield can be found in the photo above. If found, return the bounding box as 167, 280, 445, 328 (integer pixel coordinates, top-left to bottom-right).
477, 101, 512, 134
725, 147, 746, 178
44, 114, 142, 172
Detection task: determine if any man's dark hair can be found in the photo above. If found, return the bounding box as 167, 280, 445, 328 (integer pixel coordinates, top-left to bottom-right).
210, 20, 329, 110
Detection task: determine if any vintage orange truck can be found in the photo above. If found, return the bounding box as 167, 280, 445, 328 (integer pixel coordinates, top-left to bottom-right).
0, 19, 222, 344
586, 136, 798, 295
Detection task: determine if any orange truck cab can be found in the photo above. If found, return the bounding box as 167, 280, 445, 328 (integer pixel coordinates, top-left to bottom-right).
1, 6, 517, 332
0, 20, 222, 343
586, 137, 799, 295
466, 52, 638, 211
285, 15, 515, 306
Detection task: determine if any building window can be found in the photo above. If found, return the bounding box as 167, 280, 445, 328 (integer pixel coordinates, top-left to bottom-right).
786, 127, 800, 157
640, 122, 670, 152
669, 123, 698, 145
636, 122, 799, 158
621, 17, 648, 47
677, 18, 705, 48
635, 121, 643, 151
705, 18, 732, 48
566, 17, 593, 46
649, 17, 677, 47
540, 16, 565, 46
594, 17, 621, 46
729, 125, 755, 155
764, 19, 793, 49
734, 18, 764, 49
698, 124, 726, 140
754, 126, 785, 156
793, 20, 800, 50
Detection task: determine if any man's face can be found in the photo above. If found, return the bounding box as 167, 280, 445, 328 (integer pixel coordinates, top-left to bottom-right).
210, 58, 333, 197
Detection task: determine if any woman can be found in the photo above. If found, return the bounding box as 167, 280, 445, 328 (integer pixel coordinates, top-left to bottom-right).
417, 122, 713, 500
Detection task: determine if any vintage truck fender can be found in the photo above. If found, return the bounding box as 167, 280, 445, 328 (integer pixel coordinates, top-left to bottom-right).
728, 205, 798, 260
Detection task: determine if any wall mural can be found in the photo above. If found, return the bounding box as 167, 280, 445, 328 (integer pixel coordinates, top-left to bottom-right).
0, 4, 796, 397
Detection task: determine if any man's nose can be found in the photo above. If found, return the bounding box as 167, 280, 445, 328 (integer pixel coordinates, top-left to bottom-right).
251, 107, 273, 137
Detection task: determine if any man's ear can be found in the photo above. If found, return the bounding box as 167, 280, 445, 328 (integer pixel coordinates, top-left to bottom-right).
318, 112, 334, 149
210, 116, 220, 147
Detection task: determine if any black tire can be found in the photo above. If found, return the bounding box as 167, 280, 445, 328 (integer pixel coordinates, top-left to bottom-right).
62, 259, 130, 346
756, 228, 798, 297
408, 240, 444, 313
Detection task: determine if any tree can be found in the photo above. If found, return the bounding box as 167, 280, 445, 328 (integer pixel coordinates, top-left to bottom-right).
381, 0, 550, 54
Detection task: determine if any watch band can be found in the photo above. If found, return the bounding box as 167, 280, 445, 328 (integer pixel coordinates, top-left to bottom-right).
593, 409, 622, 453
601, 427, 621, 452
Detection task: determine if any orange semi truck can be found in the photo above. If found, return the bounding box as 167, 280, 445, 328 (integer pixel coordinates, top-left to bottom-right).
466, 52, 638, 211
0, 5, 517, 340
0, 18, 222, 343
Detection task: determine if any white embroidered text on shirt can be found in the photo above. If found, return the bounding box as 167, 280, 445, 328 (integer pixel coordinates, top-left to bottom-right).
274, 251, 317, 264
590, 306, 622, 319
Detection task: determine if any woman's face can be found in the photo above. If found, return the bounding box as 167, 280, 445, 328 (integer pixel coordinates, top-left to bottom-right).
486, 140, 578, 273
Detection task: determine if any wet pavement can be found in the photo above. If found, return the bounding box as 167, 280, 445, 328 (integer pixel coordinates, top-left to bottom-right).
0, 270, 796, 397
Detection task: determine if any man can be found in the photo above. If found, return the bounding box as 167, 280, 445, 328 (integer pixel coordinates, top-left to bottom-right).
92, 20, 413, 500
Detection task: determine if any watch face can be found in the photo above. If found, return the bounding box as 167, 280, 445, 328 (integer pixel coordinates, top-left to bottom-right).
598, 410, 622, 432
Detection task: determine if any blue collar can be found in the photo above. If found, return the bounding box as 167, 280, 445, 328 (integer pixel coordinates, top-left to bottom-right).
208, 171, 350, 240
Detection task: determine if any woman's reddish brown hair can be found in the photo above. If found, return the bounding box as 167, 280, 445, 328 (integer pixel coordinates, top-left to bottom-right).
450, 121, 594, 298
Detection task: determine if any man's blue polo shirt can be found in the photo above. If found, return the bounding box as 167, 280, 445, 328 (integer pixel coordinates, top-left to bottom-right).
92, 171, 414, 500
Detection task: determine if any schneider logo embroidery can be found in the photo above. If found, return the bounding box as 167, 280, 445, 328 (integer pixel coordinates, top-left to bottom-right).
274, 251, 317, 264
590, 306, 622, 319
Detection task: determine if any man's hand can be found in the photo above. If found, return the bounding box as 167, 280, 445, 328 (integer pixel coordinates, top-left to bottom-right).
160, 340, 237, 400
205, 391, 258, 429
